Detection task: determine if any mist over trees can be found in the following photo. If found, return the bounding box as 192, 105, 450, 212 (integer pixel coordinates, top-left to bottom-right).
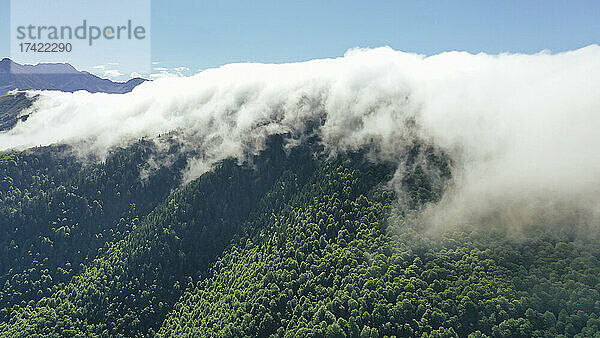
0, 46, 599, 337
0, 134, 598, 337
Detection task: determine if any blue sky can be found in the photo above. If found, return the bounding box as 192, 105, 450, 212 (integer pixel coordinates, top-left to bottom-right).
1, 0, 599, 79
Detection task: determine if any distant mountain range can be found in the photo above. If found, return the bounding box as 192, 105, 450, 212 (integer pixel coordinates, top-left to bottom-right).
0, 58, 146, 95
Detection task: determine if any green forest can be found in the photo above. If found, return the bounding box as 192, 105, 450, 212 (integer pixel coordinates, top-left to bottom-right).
0, 134, 599, 337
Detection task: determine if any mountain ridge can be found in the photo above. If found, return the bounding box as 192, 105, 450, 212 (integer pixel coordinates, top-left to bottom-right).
0, 58, 146, 95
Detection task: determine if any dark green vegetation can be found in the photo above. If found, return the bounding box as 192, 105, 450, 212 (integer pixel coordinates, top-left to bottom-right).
0, 135, 599, 337
0, 93, 35, 132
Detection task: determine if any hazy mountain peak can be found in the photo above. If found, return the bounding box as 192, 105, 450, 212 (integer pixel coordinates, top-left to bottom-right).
0, 58, 17, 72
24, 62, 79, 74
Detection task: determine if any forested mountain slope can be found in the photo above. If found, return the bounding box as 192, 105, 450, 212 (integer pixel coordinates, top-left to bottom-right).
0, 134, 598, 337
0, 140, 186, 322
0, 93, 35, 132
2, 46, 600, 337
157, 154, 600, 337
0, 135, 319, 336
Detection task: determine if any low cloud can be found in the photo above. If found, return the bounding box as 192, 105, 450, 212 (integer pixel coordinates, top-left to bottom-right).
2, 45, 599, 230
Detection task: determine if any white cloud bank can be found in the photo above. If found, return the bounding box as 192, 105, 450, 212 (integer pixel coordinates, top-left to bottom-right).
1, 45, 599, 229
103, 69, 124, 78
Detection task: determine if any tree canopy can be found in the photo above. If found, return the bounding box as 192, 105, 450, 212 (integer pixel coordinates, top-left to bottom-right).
0, 135, 599, 337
